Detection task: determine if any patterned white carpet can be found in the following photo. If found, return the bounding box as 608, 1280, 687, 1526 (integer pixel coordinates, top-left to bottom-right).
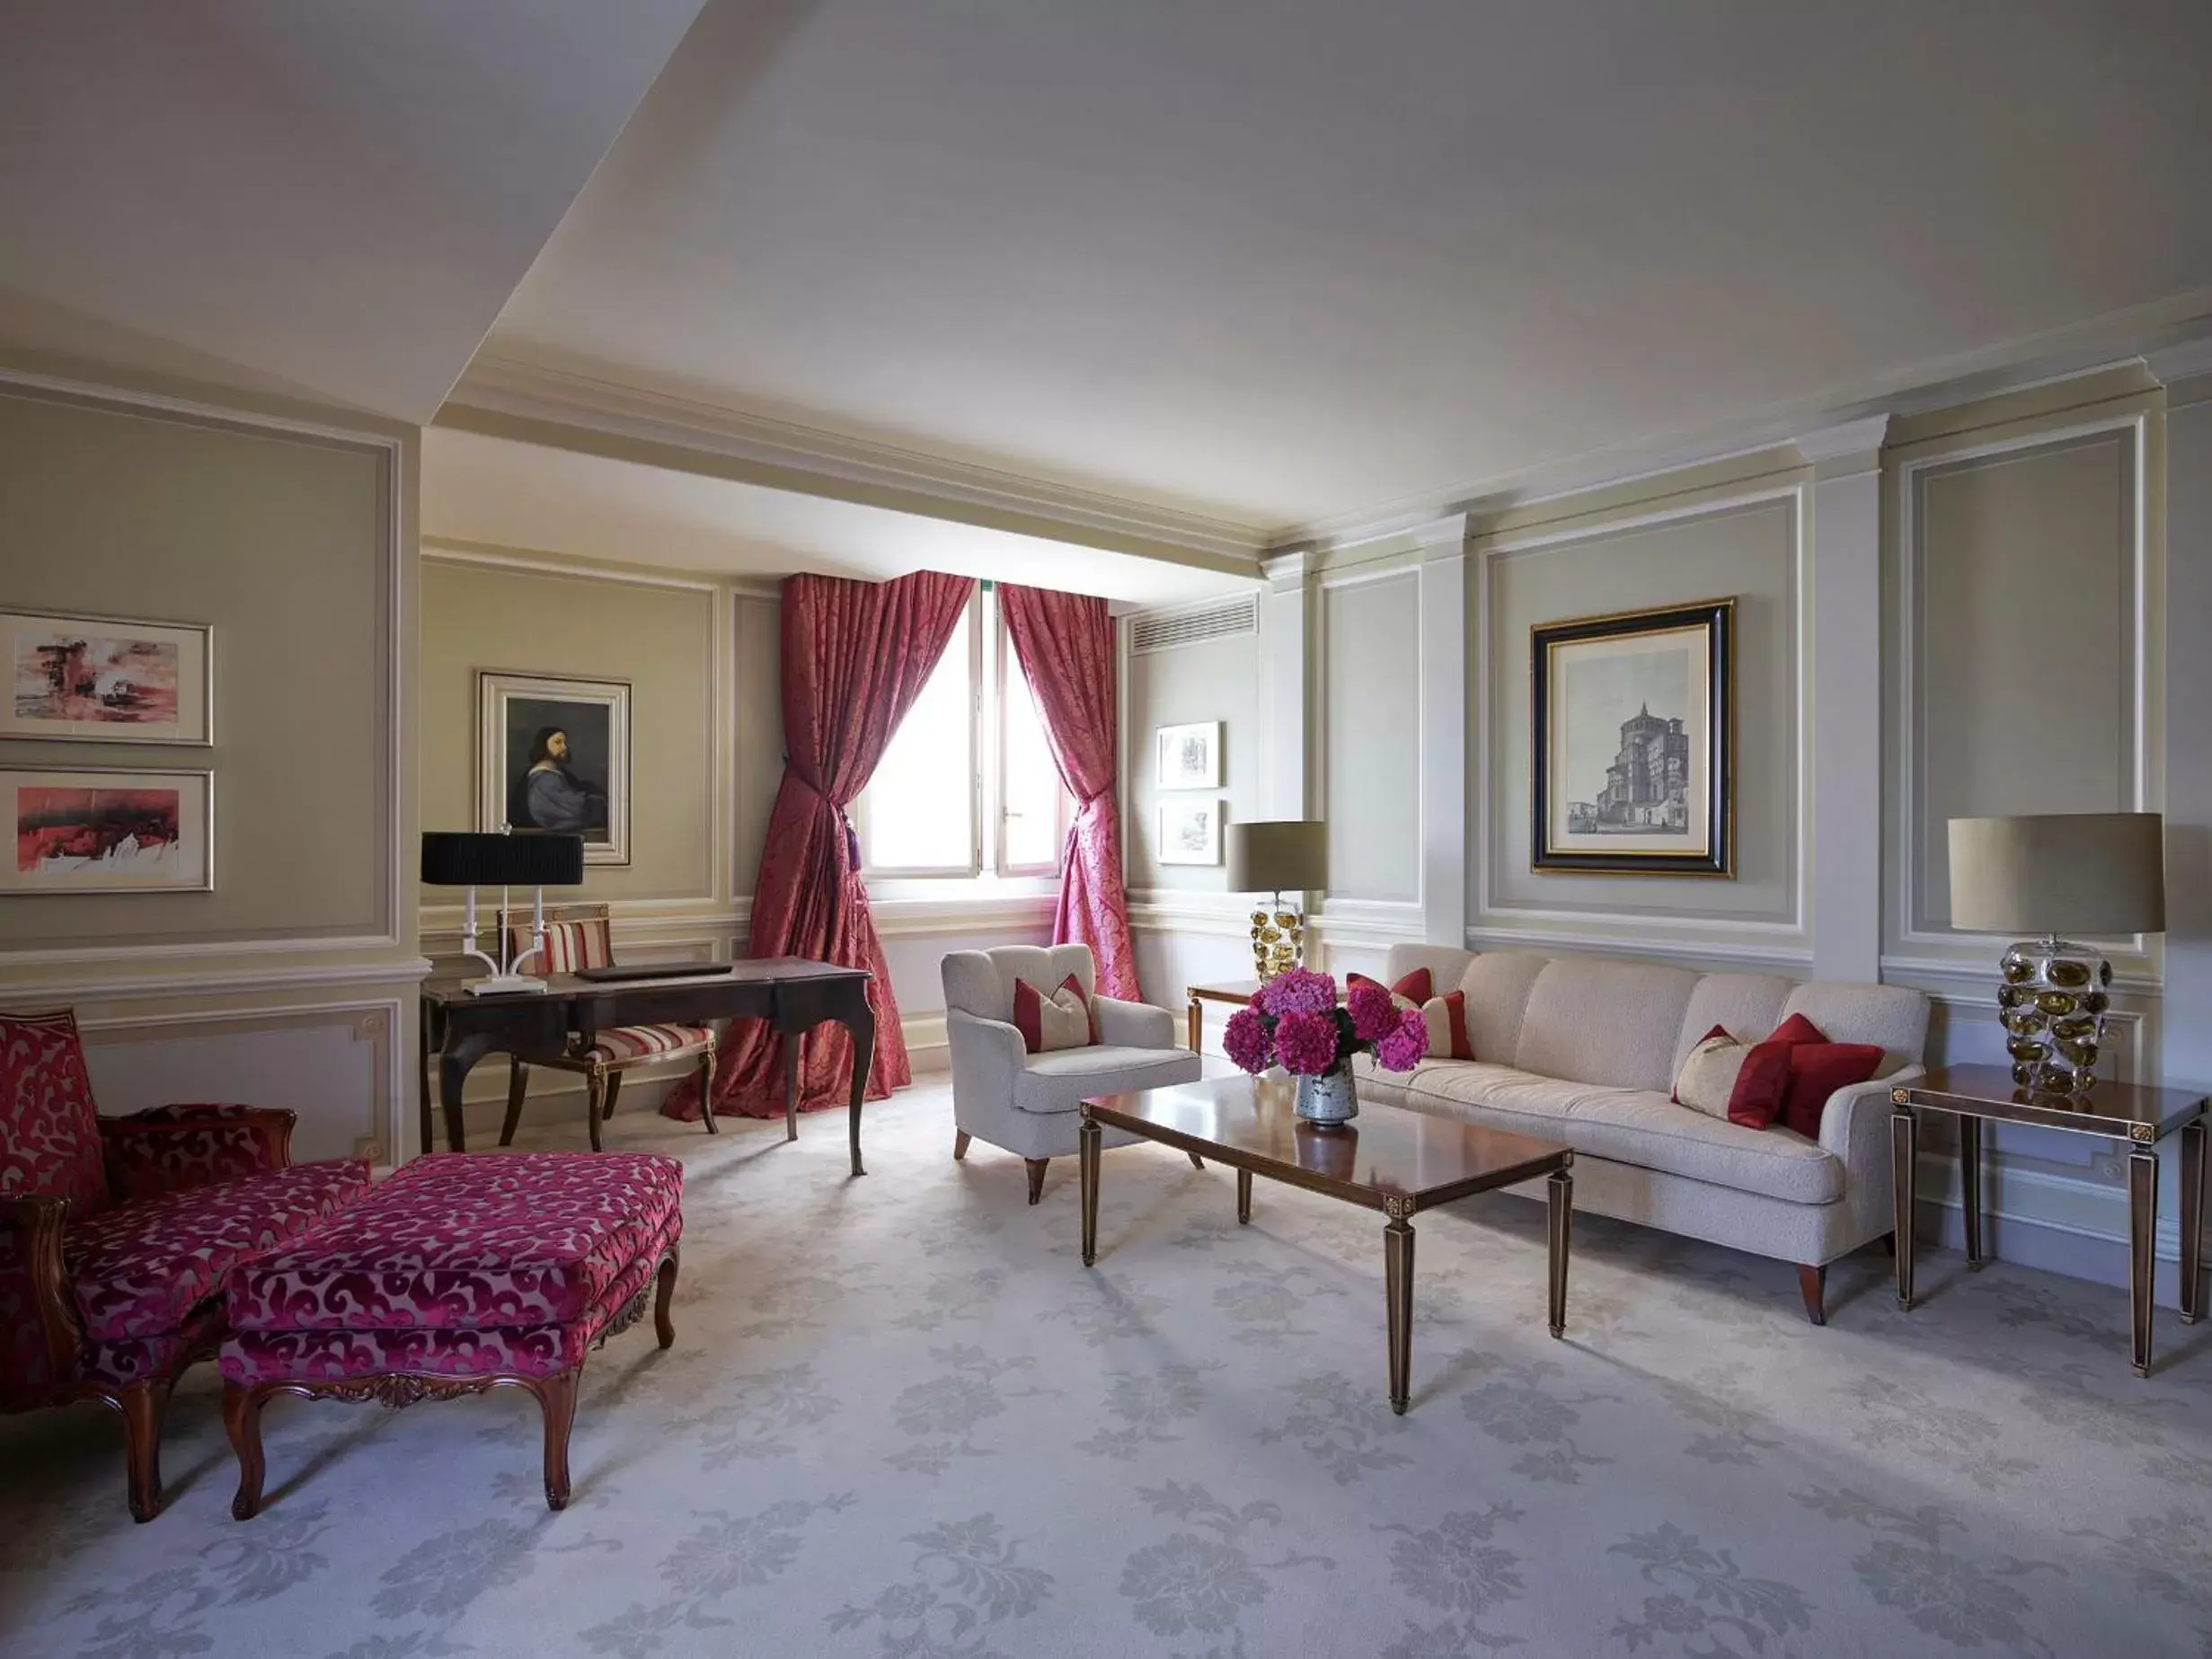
4, 1079, 2209, 1659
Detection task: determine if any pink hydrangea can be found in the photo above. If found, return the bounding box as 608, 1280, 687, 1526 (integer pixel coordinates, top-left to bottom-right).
1345, 977, 1396, 1041
1272, 1009, 1341, 1076
1222, 1006, 1273, 1074
1373, 1006, 1430, 1072
1260, 966, 1338, 1019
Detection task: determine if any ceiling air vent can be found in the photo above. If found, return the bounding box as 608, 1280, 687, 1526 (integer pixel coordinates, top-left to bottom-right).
1129, 596, 1259, 655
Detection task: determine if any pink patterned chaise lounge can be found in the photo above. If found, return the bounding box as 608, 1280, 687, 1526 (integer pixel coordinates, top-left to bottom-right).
0, 1009, 373, 1521
219, 1150, 683, 1516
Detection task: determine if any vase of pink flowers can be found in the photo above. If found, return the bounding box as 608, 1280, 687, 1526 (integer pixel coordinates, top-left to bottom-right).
1221, 967, 1429, 1128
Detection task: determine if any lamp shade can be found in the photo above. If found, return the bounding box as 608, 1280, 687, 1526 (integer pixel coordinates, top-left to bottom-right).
1946, 813, 2164, 936
420, 831, 584, 888
1225, 820, 1327, 894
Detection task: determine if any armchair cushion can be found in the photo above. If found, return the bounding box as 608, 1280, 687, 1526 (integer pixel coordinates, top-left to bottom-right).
99, 1104, 295, 1205
65, 1160, 372, 1342
0, 1010, 110, 1214
1013, 1045, 1203, 1116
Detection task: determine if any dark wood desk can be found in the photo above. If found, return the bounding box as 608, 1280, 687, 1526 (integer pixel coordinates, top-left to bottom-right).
420, 957, 875, 1173
1891, 1064, 2207, 1375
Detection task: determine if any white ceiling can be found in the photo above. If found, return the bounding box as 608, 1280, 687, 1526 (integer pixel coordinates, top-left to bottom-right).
420, 424, 1255, 607
0, 0, 707, 422
486, 0, 2212, 538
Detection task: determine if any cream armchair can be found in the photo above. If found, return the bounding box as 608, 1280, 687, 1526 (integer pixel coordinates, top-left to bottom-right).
941, 945, 1203, 1203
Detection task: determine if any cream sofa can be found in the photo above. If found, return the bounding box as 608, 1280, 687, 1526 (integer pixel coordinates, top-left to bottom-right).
1350, 945, 1930, 1323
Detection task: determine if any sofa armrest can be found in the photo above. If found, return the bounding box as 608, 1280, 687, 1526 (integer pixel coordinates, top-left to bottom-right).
99, 1105, 296, 1205
1818, 1066, 1924, 1168
0, 1195, 86, 1392
1092, 995, 1174, 1051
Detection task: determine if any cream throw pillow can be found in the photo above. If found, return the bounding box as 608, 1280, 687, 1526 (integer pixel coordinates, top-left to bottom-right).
1034, 981, 1093, 1052
1673, 1031, 1751, 1119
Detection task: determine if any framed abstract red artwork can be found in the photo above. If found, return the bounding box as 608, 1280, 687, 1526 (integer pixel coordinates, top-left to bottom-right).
2, 609, 212, 744
2, 767, 214, 894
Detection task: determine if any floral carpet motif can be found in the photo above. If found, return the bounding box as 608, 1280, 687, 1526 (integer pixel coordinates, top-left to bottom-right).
3, 1081, 2208, 1657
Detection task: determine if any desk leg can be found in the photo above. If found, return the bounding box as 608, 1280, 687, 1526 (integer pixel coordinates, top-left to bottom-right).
417, 1002, 436, 1162
2131, 1149, 2158, 1377
843, 996, 875, 1178
1891, 1106, 1917, 1310
1187, 993, 1201, 1055
2183, 1121, 2206, 1326
438, 1036, 494, 1155
1960, 1116, 1985, 1269
782, 1033, 801, 1143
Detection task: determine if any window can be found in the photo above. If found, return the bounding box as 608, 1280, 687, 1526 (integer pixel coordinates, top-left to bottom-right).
855, 587, 1073, 880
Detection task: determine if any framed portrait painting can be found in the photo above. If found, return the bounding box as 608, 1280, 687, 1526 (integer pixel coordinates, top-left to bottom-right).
1531, 597, 1734, 877
1155, 721, 1222, 790
1156, 798, 1223, 865
3, 609, 211, 744
477, 671, 630, 866
3, 766, 214, 894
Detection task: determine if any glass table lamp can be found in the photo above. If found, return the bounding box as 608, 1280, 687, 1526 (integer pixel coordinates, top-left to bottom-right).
1225, 821, 1327, 982
1947, 813, 2164, 1093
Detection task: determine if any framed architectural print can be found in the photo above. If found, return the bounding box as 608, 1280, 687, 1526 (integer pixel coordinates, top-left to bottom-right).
1531, 597, 1734, 876
1157, 798, 1223, 865
477, 671, 631, 866
1155, 720, 1222, 789
3, 766, 214, 894
3, 609, 211, 744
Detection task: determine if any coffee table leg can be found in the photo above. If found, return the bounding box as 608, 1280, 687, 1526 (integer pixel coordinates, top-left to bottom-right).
2130, 1149, 2158, 1378
1547, 1166, 1572, 1338
1384, 1205, 1414, 1415
1891, 1106, 1917, 1310
2181, 1120, 2205, 1326
1079, 1108, 1101, 1266
1960, 1116, 1985, 1269
1235, 1168, 1252, 1225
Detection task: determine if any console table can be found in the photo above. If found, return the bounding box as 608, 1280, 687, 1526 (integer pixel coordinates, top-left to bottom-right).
1890, 1064, 2207, 1375
420, 957, 874, 1171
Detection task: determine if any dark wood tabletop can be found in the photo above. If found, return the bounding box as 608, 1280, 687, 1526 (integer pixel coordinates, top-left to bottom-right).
1085, 1072, 1571, 1216
1893, 1064, 2208, 1144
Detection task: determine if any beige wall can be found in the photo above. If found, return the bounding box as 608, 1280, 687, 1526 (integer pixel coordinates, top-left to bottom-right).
418, 545, 780, 959
1122, 622, 1261, 892
1321, 570, 1421, 905
0, 363, 418, 1167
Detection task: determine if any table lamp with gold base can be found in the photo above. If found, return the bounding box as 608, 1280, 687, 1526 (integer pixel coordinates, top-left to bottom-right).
1225, 820, 1327, 983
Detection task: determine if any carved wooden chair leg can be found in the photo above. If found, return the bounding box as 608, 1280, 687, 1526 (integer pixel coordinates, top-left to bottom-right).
1187, 1152, 1206, 1170
1025, 1158, 1049, 1205
1795, 1263, 1827, 1327
695, 1043, 720, 1134
118, 1378, 170, 1523
222, 1382, 268, 1521
601, 1070, 624, 1122
653, 1249, 680, 1349
585, 1067, 607, 1153
952, 1129, 971, 1161
538, 1370, 580, 1511
500, 1060, 530, 1147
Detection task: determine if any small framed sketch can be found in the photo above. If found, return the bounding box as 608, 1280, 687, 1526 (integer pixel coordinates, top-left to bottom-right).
1155, 720, 1222, 790
1531, 596, 1734, 876
477, 671, 631, 866
1157, 798, 1223, 865
3, 609, 211, 744
3, 766, 214, 894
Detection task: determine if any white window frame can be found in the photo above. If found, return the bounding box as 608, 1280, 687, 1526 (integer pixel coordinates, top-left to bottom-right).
854, 587, 1072, 885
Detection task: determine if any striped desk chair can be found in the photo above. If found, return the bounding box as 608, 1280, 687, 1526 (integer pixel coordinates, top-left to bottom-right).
498, 905, 718, 1152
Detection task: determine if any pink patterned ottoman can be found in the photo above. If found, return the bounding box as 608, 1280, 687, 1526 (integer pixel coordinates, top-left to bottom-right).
217, 1152, 681, 1515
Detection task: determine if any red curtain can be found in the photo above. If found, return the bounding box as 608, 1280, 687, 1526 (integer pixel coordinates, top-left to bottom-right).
1000, 584, 1140, 1002
665, 569, 977, 1119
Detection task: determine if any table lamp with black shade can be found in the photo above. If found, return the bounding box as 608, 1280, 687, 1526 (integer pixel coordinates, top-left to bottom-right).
420, 831, 584, 995
1947, 812, 2165, 1094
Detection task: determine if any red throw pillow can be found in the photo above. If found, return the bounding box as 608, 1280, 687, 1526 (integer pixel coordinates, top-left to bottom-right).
1724, 1013, 1827, 1129
1012, 973, 1098, 1054
1781, 1042, 1884, 1138
1347, 966, 1431, 1003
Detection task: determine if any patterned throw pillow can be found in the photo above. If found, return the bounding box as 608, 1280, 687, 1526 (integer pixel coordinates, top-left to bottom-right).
1671, 1021, 1793, 1128
1012, 974, 1097, 1054
1347, 969, 1475, 1062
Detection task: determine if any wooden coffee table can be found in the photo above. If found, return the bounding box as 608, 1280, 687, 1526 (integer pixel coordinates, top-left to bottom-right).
1078, 1073, 1573, 1413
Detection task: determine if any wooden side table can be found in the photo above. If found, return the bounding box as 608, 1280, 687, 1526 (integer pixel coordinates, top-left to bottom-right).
1890, 1064, 2207, 1375
1185, 980, 1261, 1053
